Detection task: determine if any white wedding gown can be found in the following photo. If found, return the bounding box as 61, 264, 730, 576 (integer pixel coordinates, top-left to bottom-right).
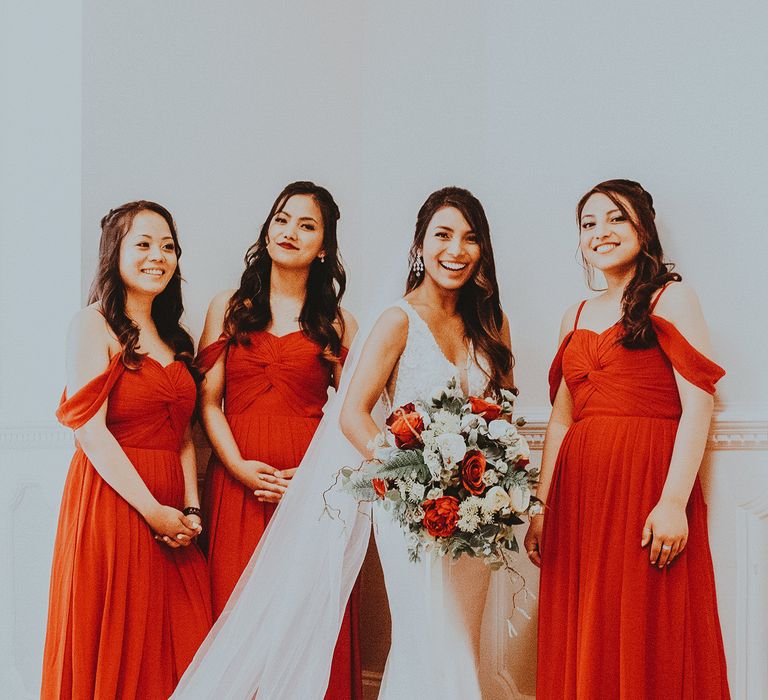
171, 300, 491, 699
375, 299, 490, 699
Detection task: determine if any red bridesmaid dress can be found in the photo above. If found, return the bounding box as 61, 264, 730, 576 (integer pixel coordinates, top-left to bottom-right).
42, 353, 212, 700
197, 330, 362, 700
538, 286, 730, 699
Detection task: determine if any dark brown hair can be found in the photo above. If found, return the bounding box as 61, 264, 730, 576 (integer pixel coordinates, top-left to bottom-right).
224, 181, 346, 363
88, 200, 197, 374
577, 179, 681, 348
405, 186, 515, 392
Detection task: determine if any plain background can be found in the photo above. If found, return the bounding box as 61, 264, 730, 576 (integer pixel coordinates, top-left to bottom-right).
1, 1, 766, 697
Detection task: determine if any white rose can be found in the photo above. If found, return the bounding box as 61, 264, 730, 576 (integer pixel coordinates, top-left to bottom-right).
435, 433, 467, 465
487, 419, 513, 441
426, 487, 443, 500
509, 484, 531, 513
483, 485, 511, 513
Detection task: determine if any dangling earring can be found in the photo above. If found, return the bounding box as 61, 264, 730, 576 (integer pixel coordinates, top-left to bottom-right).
318, 253, 326, 263
412, 253, 424, 276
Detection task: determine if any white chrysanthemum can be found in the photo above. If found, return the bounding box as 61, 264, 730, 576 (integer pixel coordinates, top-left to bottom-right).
423, 445, 443, 478
482, 469, 500, 486
406, 504, 425, 522
435, 433, 467, 465
509, 484, 531, 513
431, 409, 461, 436
421, 428, 437, 450
457, 496, 483, 533
399, 477, 415, 501
410, 482, 425, 502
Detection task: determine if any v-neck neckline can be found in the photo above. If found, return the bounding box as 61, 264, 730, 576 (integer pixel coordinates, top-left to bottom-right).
401, 299, 473, 397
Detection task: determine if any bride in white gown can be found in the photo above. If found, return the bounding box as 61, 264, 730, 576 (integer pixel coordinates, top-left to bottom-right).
171, 187, 515, 699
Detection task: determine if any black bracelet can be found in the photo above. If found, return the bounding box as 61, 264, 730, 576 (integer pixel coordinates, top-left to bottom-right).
183, 506, 202, 518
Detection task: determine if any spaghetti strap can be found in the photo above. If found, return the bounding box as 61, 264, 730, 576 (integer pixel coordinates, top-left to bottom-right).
650, 281, 675, 312
573, 300, 588, 331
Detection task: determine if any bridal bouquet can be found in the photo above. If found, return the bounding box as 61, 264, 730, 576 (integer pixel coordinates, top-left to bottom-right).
339, 380, 540, 570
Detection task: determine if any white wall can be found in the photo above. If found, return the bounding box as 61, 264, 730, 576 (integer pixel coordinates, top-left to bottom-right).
0, 0, 82, 696
2, 1, 766, 697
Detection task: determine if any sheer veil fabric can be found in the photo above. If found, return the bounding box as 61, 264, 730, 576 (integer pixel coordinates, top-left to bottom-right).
172, 303, 490, 699
172, 311, 384, 699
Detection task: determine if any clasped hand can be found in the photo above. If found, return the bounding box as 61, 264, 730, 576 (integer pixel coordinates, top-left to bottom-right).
146, 504, 202, 549
235, 459, 296, 503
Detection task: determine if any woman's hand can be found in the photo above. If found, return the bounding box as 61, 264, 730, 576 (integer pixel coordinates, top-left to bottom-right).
524, 513, 544, 568
146, 504, 201, 548
232, 459, 290, 502
641, 499, 688, 568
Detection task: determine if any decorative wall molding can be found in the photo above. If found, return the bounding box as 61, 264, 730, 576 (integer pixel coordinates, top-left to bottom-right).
2, 419, 767, 452
518, 419, 768, 452
0, 424, 72, 451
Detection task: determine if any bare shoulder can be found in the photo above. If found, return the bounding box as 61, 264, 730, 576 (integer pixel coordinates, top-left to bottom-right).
65, 305, 117, 390
68, 305, 116, 351
653, 280, 701, 320
205, 288, 236, 328
336, 307, 359, 346
653, 281, 713, 354
209, 288, 236, 317
375, 305, 409, 334
361, 306, 409, 354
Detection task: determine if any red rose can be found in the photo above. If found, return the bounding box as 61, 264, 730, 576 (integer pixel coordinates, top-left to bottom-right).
461, 450, 487, 495
468, 396, 502, 421
372, 478, 388, 499
422, 496, 460, 538
386, 403, 424, 449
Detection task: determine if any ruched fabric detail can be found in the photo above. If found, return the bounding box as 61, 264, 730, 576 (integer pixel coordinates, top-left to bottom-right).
538, 316, 729, 699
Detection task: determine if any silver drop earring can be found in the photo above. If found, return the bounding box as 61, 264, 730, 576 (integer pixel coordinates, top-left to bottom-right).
412, 253, 424, 276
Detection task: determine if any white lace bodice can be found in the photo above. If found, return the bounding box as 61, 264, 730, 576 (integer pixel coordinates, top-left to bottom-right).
384, 299, 489, 413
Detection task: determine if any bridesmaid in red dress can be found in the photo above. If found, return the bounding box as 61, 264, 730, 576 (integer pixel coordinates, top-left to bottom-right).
197, 181, 362, 699
525, 180, 730, 698
42, 202, 212, 699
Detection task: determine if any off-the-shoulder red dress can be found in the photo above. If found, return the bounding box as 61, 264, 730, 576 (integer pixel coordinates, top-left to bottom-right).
197, 331, 361, 700
537, 288, 730, 699
42, 354, 212, 700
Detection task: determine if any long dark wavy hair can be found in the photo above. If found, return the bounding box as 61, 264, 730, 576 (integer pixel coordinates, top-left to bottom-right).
577, 179, 681, 349
405, 187, 515, 392
224, 181, 346, 363
88, 200, 197, 375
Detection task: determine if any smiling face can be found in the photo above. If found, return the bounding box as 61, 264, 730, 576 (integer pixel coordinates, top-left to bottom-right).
265, 194, 325, 269
579, 192, 642, 276
420, 206, 481, 291
118, 210, 178, 297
